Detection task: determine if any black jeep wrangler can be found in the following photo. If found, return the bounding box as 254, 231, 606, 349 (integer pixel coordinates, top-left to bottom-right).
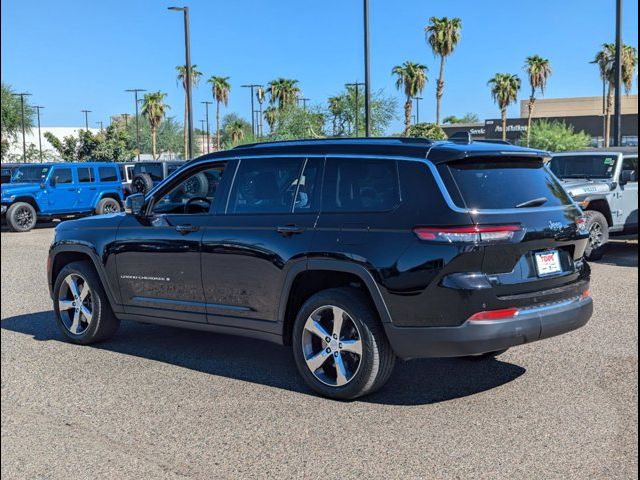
48, 137, 593, 400
131, 160, 184, 194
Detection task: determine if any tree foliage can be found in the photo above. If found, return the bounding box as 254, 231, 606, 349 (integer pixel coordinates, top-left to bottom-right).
1, 82, 35, 160
528, 120, 591, 152
442, 113, 480, 124
325, 87, 397, 137
44, 125, 136, 162
392, 61, 428, 133
405, 122, 447, 140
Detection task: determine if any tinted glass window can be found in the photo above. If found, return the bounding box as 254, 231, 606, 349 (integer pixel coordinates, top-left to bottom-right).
167, 163, 182, 175
78, 167, 94, 183
53, 168, 73, 184
228, 158, 304, 214
153, 163, 227, 215
134, 163, 163, 181
549, 154, 618, 179
11, 166, 50, 183
322, 158, 400, 212
622, 157, 638, 181
447, 158, 572, 209
294, 158, 322, 212
99, 166, 118, 182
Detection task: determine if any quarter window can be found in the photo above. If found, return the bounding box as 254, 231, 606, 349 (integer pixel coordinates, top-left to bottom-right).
53, 168, 73, 184
322, 158, 400, 212
98, 166, 118, 182
622, 157, 638, 182
78, 167, 94, 183
227, 158, 304, 214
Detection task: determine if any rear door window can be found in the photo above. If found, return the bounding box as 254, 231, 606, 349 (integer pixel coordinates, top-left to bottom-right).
446, 158, 572, 209
322, 158, 400, 212
135, 163, 163, 181
98, 166, 118, 182
78, 167, 94, 183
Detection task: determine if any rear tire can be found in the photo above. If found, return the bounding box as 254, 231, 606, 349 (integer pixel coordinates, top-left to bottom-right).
53, 261, 120, 345
6, 202, 37, 232
292, 287, 396, 400
95, 197, 121, 215
584, 210, 609, 261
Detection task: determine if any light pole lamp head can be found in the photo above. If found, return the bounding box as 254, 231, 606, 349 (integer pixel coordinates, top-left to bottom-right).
168, 6, 187, 12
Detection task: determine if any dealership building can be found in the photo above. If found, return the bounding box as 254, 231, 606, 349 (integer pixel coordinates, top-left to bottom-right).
442, 95, 638, 147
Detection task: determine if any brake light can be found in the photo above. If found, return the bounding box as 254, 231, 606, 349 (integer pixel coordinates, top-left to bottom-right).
468, 307, 519, 321
581, 289, 591, 299
413, 225, 521, 243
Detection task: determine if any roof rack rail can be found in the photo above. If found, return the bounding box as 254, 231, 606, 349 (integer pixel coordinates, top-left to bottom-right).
232, 136, 435, 150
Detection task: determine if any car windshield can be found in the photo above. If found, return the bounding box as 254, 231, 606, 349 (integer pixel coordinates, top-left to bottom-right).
549, 155, 618, 179
11, 166, 51, 183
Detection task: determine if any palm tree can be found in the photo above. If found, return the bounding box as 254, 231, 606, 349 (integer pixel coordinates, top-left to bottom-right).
225, 119, 245, 145
176, 64, 202, 158
392, 61, 428, 134
488, 73, 521, 141
524, 55, 552, 146
141, 91, 169, 160
592, 44, 638, 146
256, 86, 265, 137
425, 16, 462, 125
264, 106, 278, 134
207, 76, 231, 150
267, 78, 300, 110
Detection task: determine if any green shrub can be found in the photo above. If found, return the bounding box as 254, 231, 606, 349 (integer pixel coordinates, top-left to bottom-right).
528, 120, 591, 152
405, 122, 447, 140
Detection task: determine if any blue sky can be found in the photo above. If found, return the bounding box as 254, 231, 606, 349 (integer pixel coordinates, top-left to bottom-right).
2, 0, 638, 133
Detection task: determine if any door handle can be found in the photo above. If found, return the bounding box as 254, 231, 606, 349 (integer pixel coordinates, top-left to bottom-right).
175, 224, 200, 234
277, 225, 304, 236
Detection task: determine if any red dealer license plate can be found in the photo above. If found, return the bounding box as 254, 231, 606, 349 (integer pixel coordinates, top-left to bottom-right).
535, 250, 562, 276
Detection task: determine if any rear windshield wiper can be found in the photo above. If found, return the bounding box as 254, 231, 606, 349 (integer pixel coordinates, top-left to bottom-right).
515, 197, 548, 208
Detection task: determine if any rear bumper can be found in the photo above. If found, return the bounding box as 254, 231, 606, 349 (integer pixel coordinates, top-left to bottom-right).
384, 295, 593, 359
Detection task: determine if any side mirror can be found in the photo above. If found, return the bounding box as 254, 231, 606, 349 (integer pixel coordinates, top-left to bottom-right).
125, 193, 145, 215
619, 169, 636, 186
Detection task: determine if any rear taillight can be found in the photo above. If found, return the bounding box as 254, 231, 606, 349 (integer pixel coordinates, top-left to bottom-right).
468, 307, 519, 321
581, 289, 591, 299
413, 225, 521, 243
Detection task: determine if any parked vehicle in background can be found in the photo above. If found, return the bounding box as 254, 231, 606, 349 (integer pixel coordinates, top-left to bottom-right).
1, 163, 21, 184
550, 147, 638, 260
131, 160, 184, 194
119, 163, 136, 197
48, 137, 592, 400
1, 162, 124, 232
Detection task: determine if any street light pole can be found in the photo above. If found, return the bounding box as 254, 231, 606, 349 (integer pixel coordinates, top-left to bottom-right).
363, 0, 371, 137
201, 101, 212, 153
81, 110, 91, 131
298, 98, 310, 111
34, 105, 44, 163
200, 119, 206, 155
96, 121, 104, 131
169, 6, 194, 159
125, 88, 146, 160
12, 92, 31, 162
612, 0, 623, 146
414, 97, 423, 124
346, 82, 364, 136
241, 84, 261, 137
122, 113, 130, 128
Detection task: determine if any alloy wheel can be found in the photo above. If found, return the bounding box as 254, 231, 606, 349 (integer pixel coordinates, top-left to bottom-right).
15, 206, 34, 229
589, 223, 604, 249
103, 202, 118, 214
301, 305, 363, 387
58, 274, 93, 335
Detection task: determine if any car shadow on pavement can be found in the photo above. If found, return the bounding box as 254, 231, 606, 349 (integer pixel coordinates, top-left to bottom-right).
596, 240, 638, 268
1, 311, 525, 406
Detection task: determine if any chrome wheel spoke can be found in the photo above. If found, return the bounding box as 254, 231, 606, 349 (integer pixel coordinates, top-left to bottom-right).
340, 339, 362, 356
334, 353, 349, 386
69, 309, 81, 334
305, 319, 331, 341
66, 276, 80, 299
58, 300, 74, 311
305, 350, 330, 372
81, 305, 93, 324
331, 306, 344, 339
79, 282, 90, 301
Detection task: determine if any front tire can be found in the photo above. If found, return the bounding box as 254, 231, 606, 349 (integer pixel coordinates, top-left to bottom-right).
292, 288, 396, 400
6, 202, 37, 232
53, 261, 120, 344
584, 210, 609, 261
95, 197, 121, 215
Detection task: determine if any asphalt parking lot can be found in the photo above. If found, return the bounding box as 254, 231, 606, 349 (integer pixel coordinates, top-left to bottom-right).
1, 225, 638, 479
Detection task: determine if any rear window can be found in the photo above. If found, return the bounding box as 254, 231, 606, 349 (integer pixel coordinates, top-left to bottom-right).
134, 163, 163, 181
549, 155, 617, 179
446, 158, 572, 210
98, 166, 118, 182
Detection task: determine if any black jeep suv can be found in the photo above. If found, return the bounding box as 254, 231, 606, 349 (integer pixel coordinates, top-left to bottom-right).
48, 137, 593, 400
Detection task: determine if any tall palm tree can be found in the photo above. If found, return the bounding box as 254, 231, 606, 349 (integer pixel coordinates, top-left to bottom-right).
524, 55, 552, 146
176, 64, 202, 159
141, 92, 169, 160
263, 106, 278, 134
425, 16, 462, 125
225, 119, 245, 145
592, 43, 638, 146
267, 78, 300, 110
256, 86, 266, 137
488, 73, 521, 141
207, 76, 231, 150
392, 61, 428, 134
